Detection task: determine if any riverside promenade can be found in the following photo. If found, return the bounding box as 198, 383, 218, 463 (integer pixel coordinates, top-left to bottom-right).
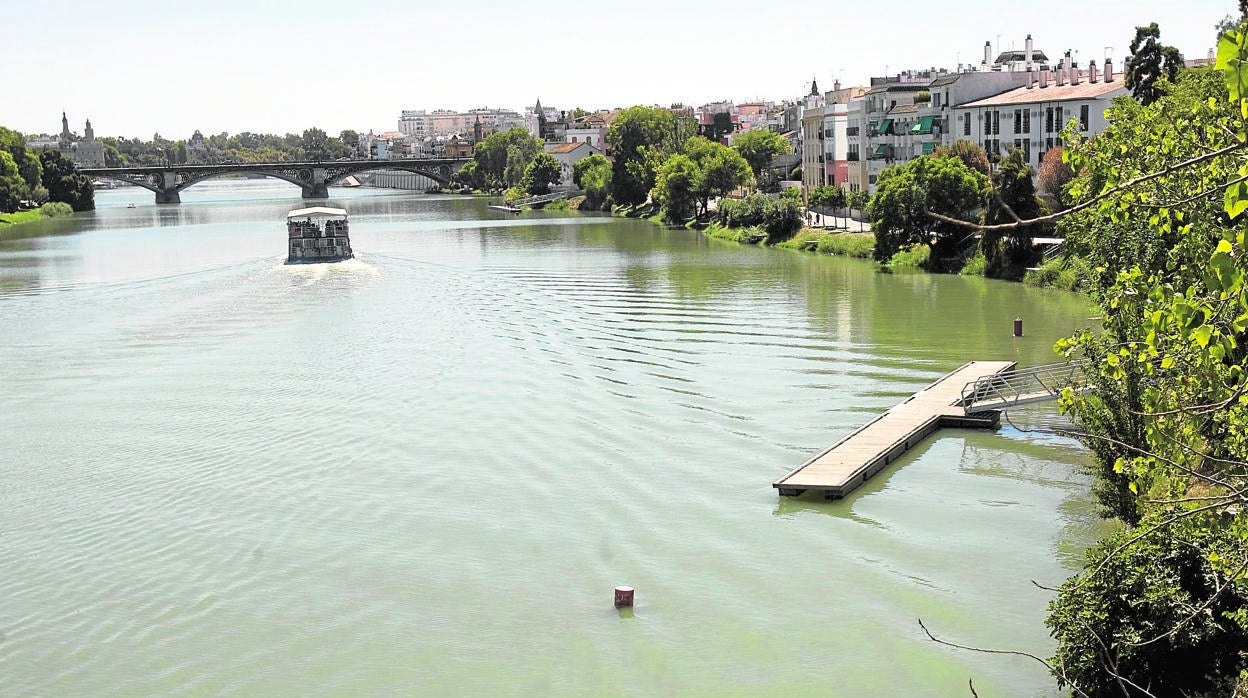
774, 361, 1015, 499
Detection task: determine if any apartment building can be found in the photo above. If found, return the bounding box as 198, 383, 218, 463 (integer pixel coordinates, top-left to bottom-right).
954, 57, 1126, 170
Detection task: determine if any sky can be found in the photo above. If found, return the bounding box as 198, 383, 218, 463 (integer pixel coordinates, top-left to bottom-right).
0, 0, 1235, 141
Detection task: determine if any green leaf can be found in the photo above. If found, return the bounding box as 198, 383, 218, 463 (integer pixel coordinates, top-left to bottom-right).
1193, 324, 1214, 348
1225, 180, 1248, 219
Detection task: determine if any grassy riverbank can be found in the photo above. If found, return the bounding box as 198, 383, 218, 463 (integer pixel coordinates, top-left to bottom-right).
0, 203, 74, 227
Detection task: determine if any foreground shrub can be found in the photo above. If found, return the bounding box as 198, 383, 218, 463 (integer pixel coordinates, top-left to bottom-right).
40, 202, 73, 217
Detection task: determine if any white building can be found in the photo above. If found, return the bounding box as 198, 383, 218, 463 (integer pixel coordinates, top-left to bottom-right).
544, 141, 601, 190
954, 58, 1126, 171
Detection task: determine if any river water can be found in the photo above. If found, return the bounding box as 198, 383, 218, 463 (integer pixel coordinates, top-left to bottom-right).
1, 180, 1106, 696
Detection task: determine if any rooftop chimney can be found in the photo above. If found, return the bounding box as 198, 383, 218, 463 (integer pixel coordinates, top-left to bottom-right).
1089, 60, 1099, 83
984, 41, 992, 67
1039, 69, 1049, 88
1104, 57, 1113, 82
1071, 61, 1080, 85
1056, 60, 1066, 86
1025, 34, 1034, 72
1026, 69, 1034, 88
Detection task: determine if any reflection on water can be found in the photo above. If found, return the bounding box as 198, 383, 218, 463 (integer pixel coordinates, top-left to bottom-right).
0, 179, 1102, 696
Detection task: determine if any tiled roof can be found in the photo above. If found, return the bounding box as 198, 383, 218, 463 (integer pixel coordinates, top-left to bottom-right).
960, 79, 1126, 107
889, 104, 919, 114
547, 142, 590, 154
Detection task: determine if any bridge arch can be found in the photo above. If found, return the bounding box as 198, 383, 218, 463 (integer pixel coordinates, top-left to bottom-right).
326, 163, 455, 187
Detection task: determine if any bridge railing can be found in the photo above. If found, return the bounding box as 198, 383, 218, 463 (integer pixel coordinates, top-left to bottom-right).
961, 361, 1092, 413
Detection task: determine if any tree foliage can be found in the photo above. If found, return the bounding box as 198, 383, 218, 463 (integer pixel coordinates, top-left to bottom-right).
982, 148, 1045, 279
38, 150, 93, 211
1033, 27, 1248, 695
463, 128, 543, 192
1047, 523, 1248, 697
932, 139, 991, 176
867, 155, 987, 268
715, 193, 802, 243
607, 106, 681, 207
520, 151, 562, 195
573, 153, 612, 210
1126, 22, 1185, 106
1037, 146, 1076, 204
0, 151, 23, 213
651, 137, 751, 222
732, 128, 790, 182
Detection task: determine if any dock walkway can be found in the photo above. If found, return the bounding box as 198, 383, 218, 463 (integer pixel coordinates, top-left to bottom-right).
773, 361, 1015, 499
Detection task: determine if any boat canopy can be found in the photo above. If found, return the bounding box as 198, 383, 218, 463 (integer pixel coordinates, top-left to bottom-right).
287, 206, 347, 219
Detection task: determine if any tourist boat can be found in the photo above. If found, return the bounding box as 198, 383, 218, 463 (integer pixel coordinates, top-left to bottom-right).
286, 206, 353, 264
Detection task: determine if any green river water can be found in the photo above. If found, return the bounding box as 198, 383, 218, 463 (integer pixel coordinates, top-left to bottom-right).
0, 180, 1109, 696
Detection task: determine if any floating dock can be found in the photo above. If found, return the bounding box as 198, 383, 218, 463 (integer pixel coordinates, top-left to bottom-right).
774, 361, 1015, 499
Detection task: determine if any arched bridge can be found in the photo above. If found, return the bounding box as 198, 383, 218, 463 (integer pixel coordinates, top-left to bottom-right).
79, 158, 471, 204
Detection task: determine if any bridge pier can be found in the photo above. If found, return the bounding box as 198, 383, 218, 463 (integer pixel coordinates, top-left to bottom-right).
301, 167, 330, 199
302, 182, 330, 199
155, 188, 181, 204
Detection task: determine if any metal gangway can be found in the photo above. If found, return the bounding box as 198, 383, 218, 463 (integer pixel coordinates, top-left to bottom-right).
508, 189, 584, 208
960, 361, 1091, 414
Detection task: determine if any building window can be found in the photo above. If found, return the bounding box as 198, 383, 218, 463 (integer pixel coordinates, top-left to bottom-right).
992, 111, 1000, 135
1014, 109, 1022, 134
964, 115, 971, 136
983, 112, 991, 136
1023, 109, 1031, 133
1080, 104, 1090, 130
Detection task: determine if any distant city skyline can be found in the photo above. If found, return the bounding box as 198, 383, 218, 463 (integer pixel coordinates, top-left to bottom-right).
1, 0, 1234, 140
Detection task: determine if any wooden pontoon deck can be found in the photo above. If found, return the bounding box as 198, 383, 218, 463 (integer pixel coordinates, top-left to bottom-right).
773, 361, 1016, 499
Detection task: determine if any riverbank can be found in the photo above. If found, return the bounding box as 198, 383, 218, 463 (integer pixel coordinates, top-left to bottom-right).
0, 203, 74, 227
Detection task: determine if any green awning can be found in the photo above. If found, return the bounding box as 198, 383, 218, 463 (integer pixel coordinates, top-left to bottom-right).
876, 119, 893, 135
922, 141, 936, 154
873, 144, 887, 156
911, 115, 934, 135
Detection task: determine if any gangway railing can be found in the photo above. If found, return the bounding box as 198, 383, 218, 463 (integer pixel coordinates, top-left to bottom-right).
509, 190, 584, 208
960, 361, 1091, 414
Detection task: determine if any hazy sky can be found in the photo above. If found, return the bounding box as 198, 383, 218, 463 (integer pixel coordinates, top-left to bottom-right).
0, 0, 1234, 140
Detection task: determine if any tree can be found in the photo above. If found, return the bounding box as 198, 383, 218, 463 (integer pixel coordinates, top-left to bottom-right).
732, 128, 790, 184
981, 148, 1045, 279
0, 151, 25, 212
809, 184, 847, 227
1026, 35, 1248, 694
684, 136, 751, 219
652, 153, 699, 222
466, 128, 542, 191
39, 149, 94, 211
1037, 146, 1075, 204
847, 189, 869, 231
931, 139, 991, 176
867, 155, 987, 268
1047, 523, 1248, 698
520, 151, 562, 195
339, 130, 360, 152
607, 106, 678, 206
1126, 22, 1185, 105
573, 154, 612, 210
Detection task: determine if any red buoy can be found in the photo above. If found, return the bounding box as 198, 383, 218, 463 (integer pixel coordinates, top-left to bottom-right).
1013, 317, 1024, 337
614, 586, 634, 608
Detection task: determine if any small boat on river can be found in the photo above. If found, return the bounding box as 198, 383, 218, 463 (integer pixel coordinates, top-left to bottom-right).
286, 206, 353, 264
